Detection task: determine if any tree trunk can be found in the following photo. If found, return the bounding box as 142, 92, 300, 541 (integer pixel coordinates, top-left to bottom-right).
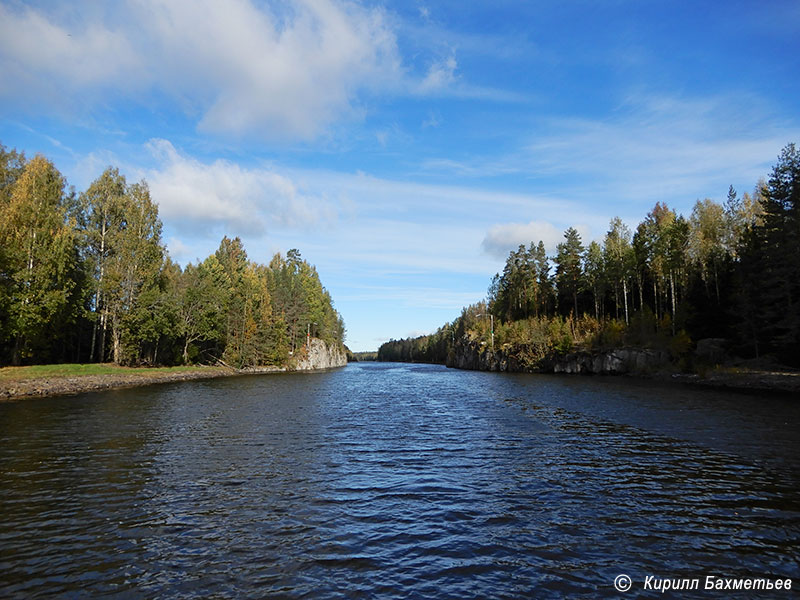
623, 278, 629, 325
669, 271, 677, 335
12, 335, 23, 366
653, 280, 659, 320
94, 212, 108, 362
90, 318, 97, 362
594, 292, 599, 321
99, 309, 108, 362
111, 317, 122, 364
637, 274, 644, 313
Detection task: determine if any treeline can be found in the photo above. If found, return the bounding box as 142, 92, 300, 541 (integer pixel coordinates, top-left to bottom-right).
379, 143, 800, 367
0, 143, 345, 367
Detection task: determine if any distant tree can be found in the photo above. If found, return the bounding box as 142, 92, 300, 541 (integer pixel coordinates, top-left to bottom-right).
267, 248, 343, 354
176, 261, 225, 364
636, 202, 683, 324
584, 240, 605, 320
0, 145, 27, 356
0, 155, 82, 364
689, 198, 727, 303
532, 241, 553, 317
81, 168, 128, 362
603, 217, 633, 323
724, 183, 764, 258
554, 227, 585, 317
738, 143, 800, 362
105, 181, 164, 363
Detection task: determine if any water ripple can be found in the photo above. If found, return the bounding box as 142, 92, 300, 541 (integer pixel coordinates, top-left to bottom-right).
1, 363, 798, 598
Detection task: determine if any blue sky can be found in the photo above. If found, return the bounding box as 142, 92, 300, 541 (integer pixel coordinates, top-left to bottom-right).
1, 0, 798, 351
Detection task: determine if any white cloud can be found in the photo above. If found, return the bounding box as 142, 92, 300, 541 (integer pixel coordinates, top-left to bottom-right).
0, 4, 143, 107
0, 0, 402, 141
144, 0, 402, 140
521, 93, 797, 207
142, 139, 335, 235
166, 236, 191, 263
0, 1, 524, 139
481, 220, 592, 259
418, 54, 458, 93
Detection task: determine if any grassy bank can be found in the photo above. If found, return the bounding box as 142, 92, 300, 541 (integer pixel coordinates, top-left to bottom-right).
0, 363, 237, 401
0, 363, 213, 381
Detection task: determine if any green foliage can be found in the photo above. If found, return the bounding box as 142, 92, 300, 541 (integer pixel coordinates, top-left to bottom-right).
736, 143, 800, 363
489, 242, 552, 321
593, 319, 626, 350
554, 227, 585, 316
669, 329, 692, 360
381, 144, 800, 370
0, 143, 345, 368
0, 155, 83, 364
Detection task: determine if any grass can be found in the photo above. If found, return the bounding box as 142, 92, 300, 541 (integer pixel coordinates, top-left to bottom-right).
0, 363, 217, 382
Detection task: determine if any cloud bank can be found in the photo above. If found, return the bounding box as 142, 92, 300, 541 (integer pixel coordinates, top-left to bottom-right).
0, 0, 402, 140
482, 220, 592, 259
143, 139, 334, 235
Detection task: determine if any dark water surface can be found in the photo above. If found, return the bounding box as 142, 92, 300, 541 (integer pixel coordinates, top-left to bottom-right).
1, 363, 798, 598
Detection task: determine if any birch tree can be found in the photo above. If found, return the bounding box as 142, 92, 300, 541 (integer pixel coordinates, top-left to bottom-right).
0, 156, 80, 364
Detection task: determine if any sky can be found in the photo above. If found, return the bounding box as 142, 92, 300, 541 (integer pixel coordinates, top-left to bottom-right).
1, 0, 799, 351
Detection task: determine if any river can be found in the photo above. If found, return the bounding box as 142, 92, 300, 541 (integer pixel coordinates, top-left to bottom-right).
1, 363, 797, 598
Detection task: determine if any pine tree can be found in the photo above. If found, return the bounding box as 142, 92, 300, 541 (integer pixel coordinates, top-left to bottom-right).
554, 227, 585, 317
738, 143, 800, 362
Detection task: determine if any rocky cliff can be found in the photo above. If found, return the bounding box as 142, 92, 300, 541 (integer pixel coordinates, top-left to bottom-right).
294, 338, 347, 371
446, 337, 669, 375
447, 338, 542, 372
551, 348, 669, 374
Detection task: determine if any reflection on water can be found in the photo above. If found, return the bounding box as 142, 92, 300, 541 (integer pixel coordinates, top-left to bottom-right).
1, 363, 798, 598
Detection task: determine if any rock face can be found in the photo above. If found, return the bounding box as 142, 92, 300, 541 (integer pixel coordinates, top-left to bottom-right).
551, 349, 669, 374
447, 339, 538, 372
294, 338, 347, 371
447, 337, 669, 375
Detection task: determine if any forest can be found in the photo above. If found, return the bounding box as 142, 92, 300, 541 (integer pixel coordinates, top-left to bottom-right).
0, 143, 345, 368
379, 143, 800, 369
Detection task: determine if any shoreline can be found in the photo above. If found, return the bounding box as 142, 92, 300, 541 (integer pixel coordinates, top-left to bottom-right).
663, 368, 800, 396
0, 364, 292, 402
0, 338, 348, 402
377, 359, 800, 396
4, 361, 797, 402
